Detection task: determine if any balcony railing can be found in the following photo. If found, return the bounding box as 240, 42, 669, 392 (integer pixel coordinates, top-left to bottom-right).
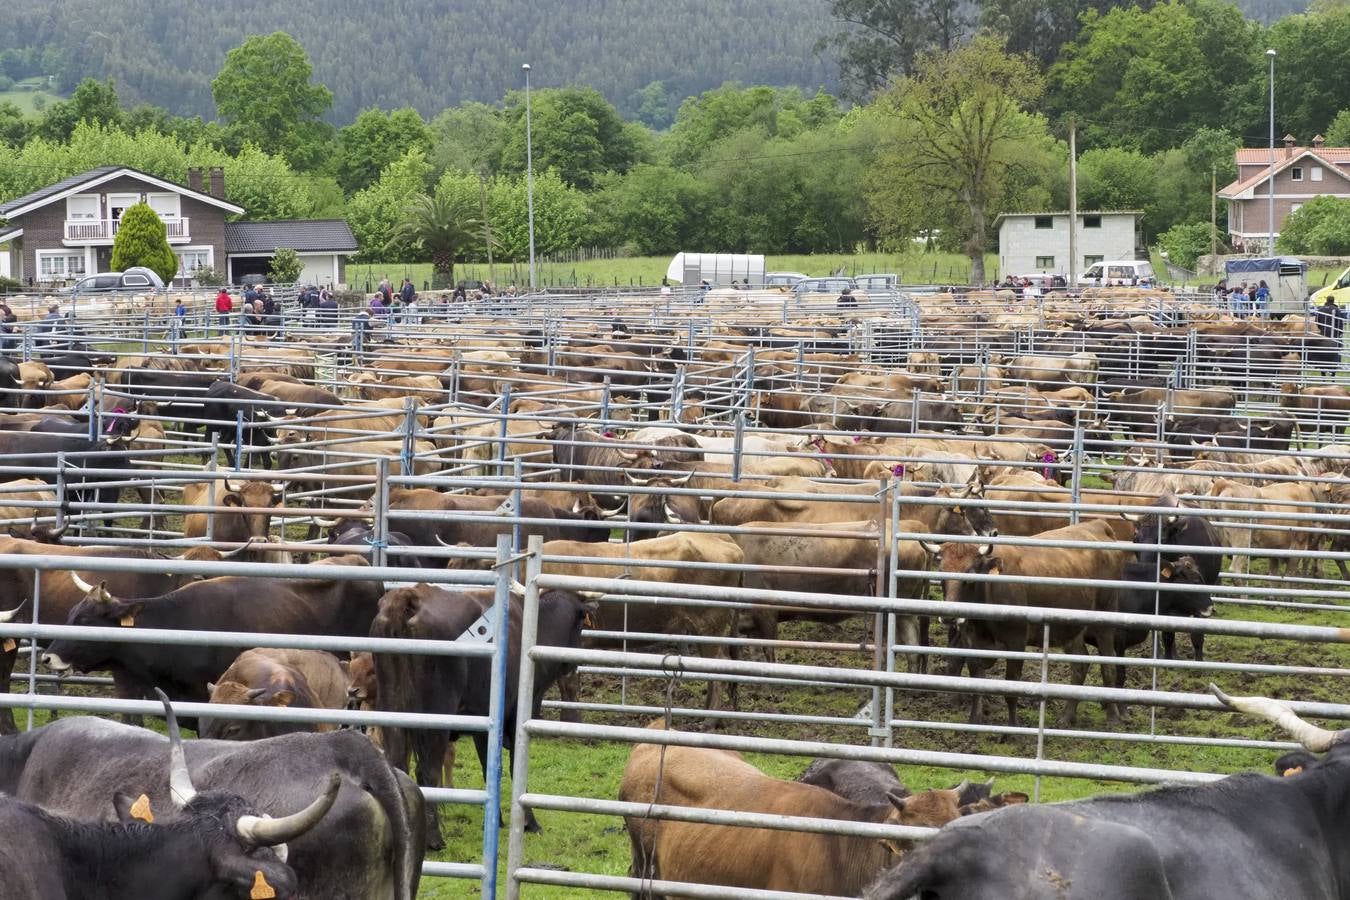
64, 217, 189, 242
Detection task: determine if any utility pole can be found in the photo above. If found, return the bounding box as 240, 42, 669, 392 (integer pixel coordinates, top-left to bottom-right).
478, 170, 496, 286
1210, 165, 1218, 268
1068, 117, 1078, 286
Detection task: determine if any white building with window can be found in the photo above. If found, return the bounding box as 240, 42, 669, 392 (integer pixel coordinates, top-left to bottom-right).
995, 211, 1142, 279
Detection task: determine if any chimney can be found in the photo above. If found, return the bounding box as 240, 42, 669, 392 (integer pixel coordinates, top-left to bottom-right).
186, 167, 203, 193
1284, 134, 1297, 159
1313, 134, 1326, 149
208, 166, 225, 200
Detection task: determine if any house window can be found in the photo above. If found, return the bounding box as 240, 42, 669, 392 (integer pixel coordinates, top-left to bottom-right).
1312, 166, 1324, 182
1083, 215, 1102, 228
147, 193, 181, 219
174, 246, 213, 278
1035, 255, 1055, 269
36, 250, 87, 279
1291, 166, 1304, 181
1034, 216, 1053, 229
1084, 255, 1104, 267
66, 194, 99, 220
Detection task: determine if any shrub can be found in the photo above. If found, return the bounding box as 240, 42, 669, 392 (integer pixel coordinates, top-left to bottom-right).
268, 247, 303, 283
110, 202, 177, 283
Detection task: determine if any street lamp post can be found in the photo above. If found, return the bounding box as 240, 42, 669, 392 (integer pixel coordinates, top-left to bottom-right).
522, 63, 537, 293
1267, 48, 1276, 254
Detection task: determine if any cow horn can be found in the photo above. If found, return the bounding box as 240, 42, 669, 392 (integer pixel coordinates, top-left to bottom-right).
216, 538, 259, 559
270, 482, 287, 494
624, 472, 652, 486
0, 603, 24, 623
668, 470, 694, 485
311, 517, 341, 528
920, 541, 943, 556
157, 688, 198, 809
222, 478, 239, 494
69, 572, 96, 594
663, 502, 683, 524
977, 543, 993, 557
616, 449, 638, 461
1209, 684, 1342, 752
235, 772, 341, 847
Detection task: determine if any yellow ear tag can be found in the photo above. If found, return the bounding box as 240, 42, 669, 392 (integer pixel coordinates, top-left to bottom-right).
1, 639, 14, 652
119, 614, 135, 627
250, 871, 277, 900
129, 794, 153, 823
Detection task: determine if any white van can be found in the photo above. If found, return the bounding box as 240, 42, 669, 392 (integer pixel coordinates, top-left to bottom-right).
1077, 260, 1156, 287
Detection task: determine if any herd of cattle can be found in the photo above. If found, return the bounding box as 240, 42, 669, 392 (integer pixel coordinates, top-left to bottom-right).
0, 301, 1343, 898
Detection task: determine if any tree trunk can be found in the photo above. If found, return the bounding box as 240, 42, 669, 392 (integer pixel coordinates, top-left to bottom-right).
967, 202, 987, 286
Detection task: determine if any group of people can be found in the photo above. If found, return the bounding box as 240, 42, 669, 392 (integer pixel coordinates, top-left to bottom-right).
1214, 279, 1272, 317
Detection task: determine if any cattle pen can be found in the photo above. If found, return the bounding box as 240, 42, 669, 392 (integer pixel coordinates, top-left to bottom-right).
0, 282, 1346, 898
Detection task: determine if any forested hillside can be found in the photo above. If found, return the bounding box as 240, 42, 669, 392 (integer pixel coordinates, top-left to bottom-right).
1, 0, 837, 122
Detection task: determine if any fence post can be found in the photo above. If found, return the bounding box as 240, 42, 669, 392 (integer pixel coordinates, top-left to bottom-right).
731, 411, 746, 483
26, 570, 40, 731
1069, 421, 1085, 524
234, 410, 245, 472
505, 535, 544, 900
481, 533, 513, 896
371, 457, 390, 570
401, 396, 417, 476
1033, 623, 1050, 803
498, 384, 513, 480
870, 481, 892, 748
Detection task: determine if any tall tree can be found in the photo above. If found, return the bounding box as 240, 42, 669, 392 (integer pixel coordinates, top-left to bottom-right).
498, 87, 644, 190
210, 32, 333, 169
818, 0, 970, 99
390, 193, 482, 281
37, 77, 122, 141
110, 202, 178, 283
866, 36, 1047, 283
336, 107, 431, 194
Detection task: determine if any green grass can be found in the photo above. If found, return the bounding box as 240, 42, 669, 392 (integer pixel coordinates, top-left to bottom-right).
348, 252, 1000, 293
0, 88, 63, 114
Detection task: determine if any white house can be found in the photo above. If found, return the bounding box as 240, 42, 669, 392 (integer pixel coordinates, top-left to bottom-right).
996, 211, 1142, 278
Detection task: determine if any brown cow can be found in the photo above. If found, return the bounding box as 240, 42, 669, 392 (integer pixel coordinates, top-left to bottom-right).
0, 478, 57, 536
619, 725, 964, 896
180, 479, 283, 555
202, 648, 348, 739
1207, 478, 1324, 579
927, 519, 1129, 727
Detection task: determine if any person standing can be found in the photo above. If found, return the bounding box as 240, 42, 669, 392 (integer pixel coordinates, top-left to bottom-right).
1253, 280, 1271, 318
0, 298, 15, 350
1317, 294, 1345, 347
214, 287, 233, 333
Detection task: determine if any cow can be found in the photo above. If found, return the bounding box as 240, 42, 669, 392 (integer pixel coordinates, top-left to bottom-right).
539, 533, 745, 711
386, 487, 607, 549
1127, 497, 1223, 660
549, 422, 660, 509
998, 352, 1098, 388
864, 685, 1350, 900
731, 519, 932, 667
201, 648, 349, 740
344, 650, 455, 794
346, 371, 444, 402
42, 558, 384, 715
0, 701, 424, 899
925, 519, 1130, 727
180, 478, 284, 557
0, 477, 57, 535
16, 360, 54, 408
322, 517, 436, 569
0, 692, 341, 900
1207, 478, 1324, 580
370, 583, 593, 848
0, 538, 195, 734
618, 724, 966, 897
0, 430, 135, 510
1279, 383, 1350, 437
193, 379, 282, 468
624, 471, 702, 541
273, 438, 438, 498
1103, 557, 1212, 674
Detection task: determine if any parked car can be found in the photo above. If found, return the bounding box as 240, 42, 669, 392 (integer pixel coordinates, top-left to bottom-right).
793, 277, 857, 297
1076, 260, 1156, 287
65, 267, 166, 296
236, 273, 268, 289
855, 274, 899, 292
765, 271, 809, 287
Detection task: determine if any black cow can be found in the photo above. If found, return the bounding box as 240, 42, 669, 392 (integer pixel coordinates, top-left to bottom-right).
1099, 557, 1212, 678
324, 518, 436, 569
1130, 496, 1223, 660
197, 379, 283, 468
371, 584, 593, 848
0, 692, 340, 900
0, 699, 422, 900
624, 472, 700, 542
42, 558, 384, 715
866, 685, 1350, 900
0, 430, 135, 510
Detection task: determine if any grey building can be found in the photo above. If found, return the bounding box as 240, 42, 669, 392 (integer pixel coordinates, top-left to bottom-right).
996, 211, 1142, 278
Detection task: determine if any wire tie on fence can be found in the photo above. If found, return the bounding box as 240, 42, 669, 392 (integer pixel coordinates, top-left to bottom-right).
361, 535, 387, 550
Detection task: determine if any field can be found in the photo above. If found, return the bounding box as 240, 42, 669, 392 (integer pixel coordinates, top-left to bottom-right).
348, 252, 1002, 294
0, 79, 63, 114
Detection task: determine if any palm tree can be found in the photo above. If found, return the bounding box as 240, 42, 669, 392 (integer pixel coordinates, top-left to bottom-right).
390, 193, 484, 285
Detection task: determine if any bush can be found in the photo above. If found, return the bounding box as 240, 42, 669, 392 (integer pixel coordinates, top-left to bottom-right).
268, 247, 303, 283
1156, 222, 1214, 271
190, 264, 225, 286
110, 202, 178, 283
0, 275, 21, 294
